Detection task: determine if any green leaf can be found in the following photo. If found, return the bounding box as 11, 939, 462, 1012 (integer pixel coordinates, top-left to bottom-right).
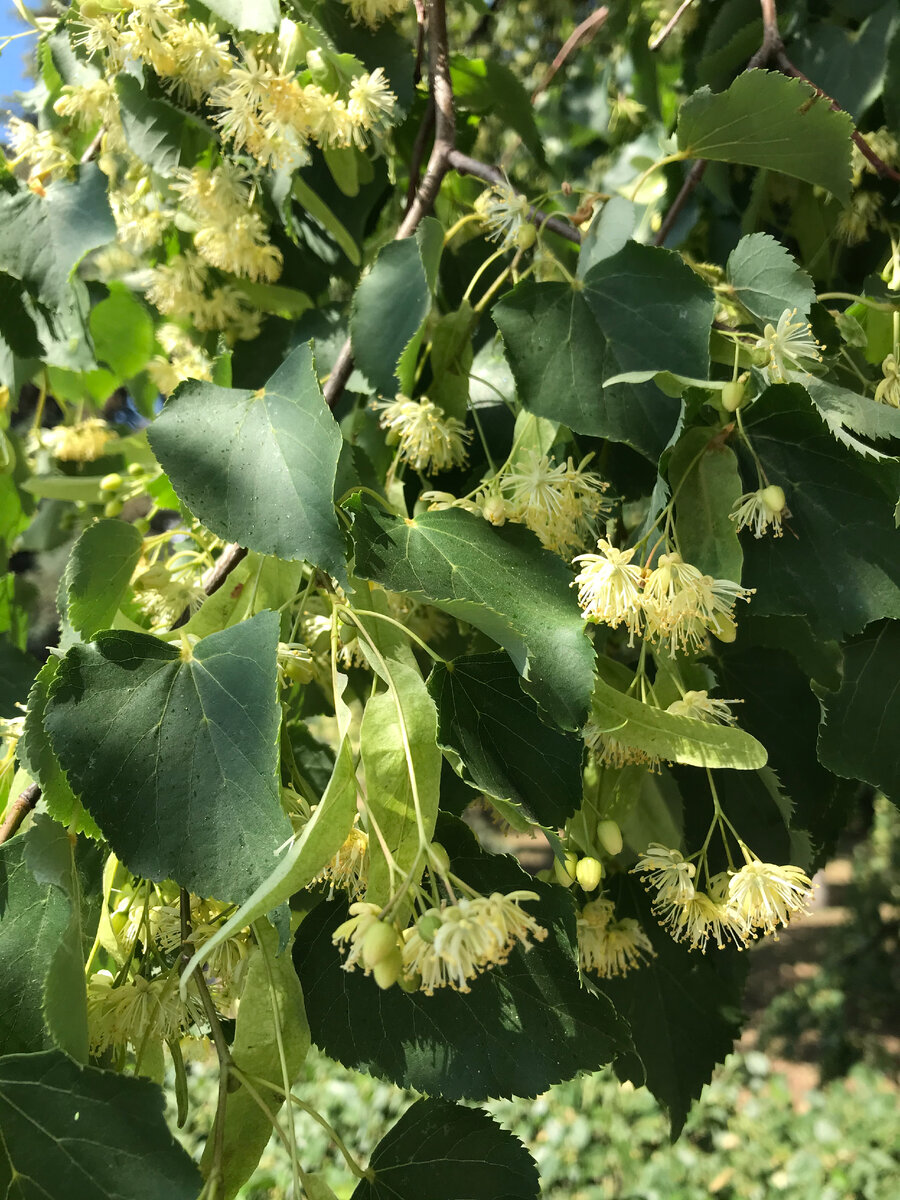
350, 237, 430, 395
19, 659, 100, 838
184, 554, 303, 639
148, 343, 348, 585
22, 815, 90, 1063
668, 428, 744, 580
351, 1099, 539, 1200
200, 0, 279, 33
590, 673, 768, 770
115, 74, 212, 174
791, 1, 898, 120
0, 833, 69, 1056
805, 378, 900, 460
201, 920, 310, 1199
676, 70, 853, 202
582, 243, 716, 380
740, 384, 900, 637
346, 497, 595, 730
450, 55, 545, 165
182, 734, 357, 987
360, 658, 441, 910
0, 165, 115, 311
89, 282, 156, 379
818, 620, 900, 807
725, 233, 816, 326
428, 303, 474, 422
0, 638, 38, 719
63, 519, 143, 639
427, 651, 583, 826
291, 175, 362, 267
44, 613, 292, 905
601, 875, 747, 1138
0, 1049, 201, 1199
293, 817, 631, 1100
577, 196, 636, 278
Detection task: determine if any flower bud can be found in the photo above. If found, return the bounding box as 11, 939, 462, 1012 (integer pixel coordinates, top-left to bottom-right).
515, 222, 537, 250
100, 472, 122, 493
761, 484, 786, 514
596, 819, 623, 857
554, 851, 578, 888
103, 499, 123, 518
721, 381, 746, 412
416, 913, 442, 944
372, 946, 403, 989
127, 462, 144, 478
361, 920, 400, 969
575, 856, 604, 891
481, 494, 508, 526
398, 969, 421, 993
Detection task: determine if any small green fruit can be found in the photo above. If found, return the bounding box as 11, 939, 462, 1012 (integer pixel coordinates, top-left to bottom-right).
596, 819, 623, 857
554, 851, 578, 888
761, 484, 786, 514
515, 222, 537, 250
103, 499, 123, 518
361, 920, 399, 969
416, 913, 442, 944
372, 946, 403, 990
721, 381, 746, 412
575, 856, 604, 891
100, 472, 122, 492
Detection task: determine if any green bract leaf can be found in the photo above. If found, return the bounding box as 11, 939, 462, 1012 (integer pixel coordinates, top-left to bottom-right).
725, 233, 816, 326
0, 1049, 201, 1199
184, 555, 303, 639
590, 674, 767, 770
346, 497, 595, 730
740, 384, 900, 638
427, 651, 583, 826
360, 658, 441, 909
668, 428, 744, 580
351, 1099, 540, 1200
350, 236, 431, 395
818, 619, 900, 808
601, 876, 748, 1138
676, 70, 853, 202
201, 921, 310, 1199
200, 0, 279, 33
0, 165, 115, 311
44, 613, 292, 905
293, 818, 631, 1100
148, 343, 347, 585
63, 519, 143, 639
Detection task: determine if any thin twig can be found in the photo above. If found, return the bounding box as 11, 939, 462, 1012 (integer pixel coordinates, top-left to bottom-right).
404, 96, 435, 213
654, 160, 707, 246
649, 0, 695, 52
531, 7, 610, 103
747, 0, 781, 70
446, 150, 582, 245
323, 0, 456, 412
0, 782, 41, 845
171, 542, 249, 628
79, 126, 104, 165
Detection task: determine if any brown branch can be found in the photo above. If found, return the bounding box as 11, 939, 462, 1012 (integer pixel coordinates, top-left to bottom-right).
654, 160, 707, 246
171, 542, 249, 629
404, 96, 435, 214
446, 149, 583, 245
0, 782, 41, 845
649, 0, 694, 52
323, 0, 456, 412
746, 0, 900, 182
531, 7, 610, 103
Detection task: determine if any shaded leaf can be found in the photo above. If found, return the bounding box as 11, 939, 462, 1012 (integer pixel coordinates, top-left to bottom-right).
116, 74, 212, 174
44, 613, 292, 905
577, 196, 636, 278
89, 281, 156, 379
740, 384, 900, 637
805, 378, 900, 460
346, 496, 595, 730
0, 1049, 201, 1199
818, 619, 900, 807
352, 1099, 539, 1200
726, 233, 816, 326
450, 55, 545, 165
63, 519, 143, 639
677, 70, 853, 201
293, 817, 631, 1100
427, 651, 582, 826
350, 237, 430, 395
148, 343, 347, 584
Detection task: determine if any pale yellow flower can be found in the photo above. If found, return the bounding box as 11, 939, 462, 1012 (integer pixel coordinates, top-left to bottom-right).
375, 396, 471, 473
665, 690, 740, 725
729, 485, 787, 538
572, 539, 644, 639
727, 858, 813, 935
755, 307, 822, 384
577, 898, 655, 978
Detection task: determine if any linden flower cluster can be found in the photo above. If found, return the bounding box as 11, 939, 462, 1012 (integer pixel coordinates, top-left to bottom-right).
474, 180, 536, 251
131, 560, 206, 631
755, 308, 823, 384
5, 115, 75, 185
492, 450, 610, 556
88, 971, 206, 1056
875, 354, 900, 408
633, 843, 814, 952
333, 891, 547, 994
577, 898, 655, 979
376, 395, 472, 473
573, 542, 753, 654
729, 484, 788, 539
346, 0, 409, 28
37, 418, 115, 463
313, 822, 369, 899
147, 324, 214, 395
